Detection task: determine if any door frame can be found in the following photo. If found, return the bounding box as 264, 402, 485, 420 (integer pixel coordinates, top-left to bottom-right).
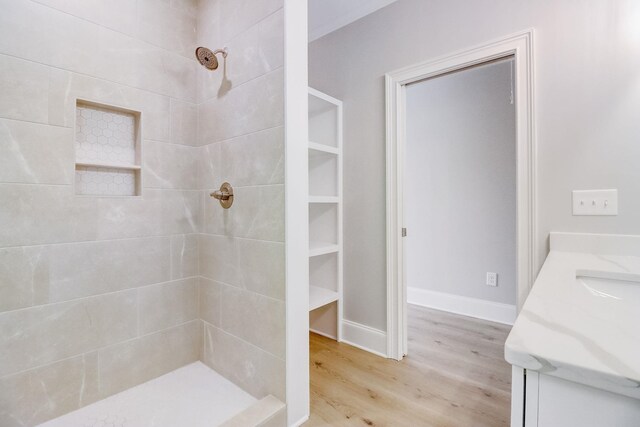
385, 30, 537, 360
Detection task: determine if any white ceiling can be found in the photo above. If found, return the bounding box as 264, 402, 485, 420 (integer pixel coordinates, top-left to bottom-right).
308, 0, 398, 42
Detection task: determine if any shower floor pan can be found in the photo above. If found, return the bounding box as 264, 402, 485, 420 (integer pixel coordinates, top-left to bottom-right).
38, 362, 256, 427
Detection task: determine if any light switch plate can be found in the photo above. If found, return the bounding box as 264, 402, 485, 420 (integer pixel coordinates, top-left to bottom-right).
572, 189, 618, 216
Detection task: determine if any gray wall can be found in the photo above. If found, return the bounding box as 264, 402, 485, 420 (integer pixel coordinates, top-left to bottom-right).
405, 60, 516, 305
309, 0, 640, 331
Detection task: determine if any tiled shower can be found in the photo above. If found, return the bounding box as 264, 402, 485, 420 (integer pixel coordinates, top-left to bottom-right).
0, 0, 286, 425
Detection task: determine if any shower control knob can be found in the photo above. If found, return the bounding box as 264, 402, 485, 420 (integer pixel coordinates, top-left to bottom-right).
210, 182, 234, 209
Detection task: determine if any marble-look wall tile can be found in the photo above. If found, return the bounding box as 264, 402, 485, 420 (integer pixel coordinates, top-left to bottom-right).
170, 99, 198, 146
144, 141, 198, 190
95, 193, 163, 241
0, 0, 51, 65
220, 285, 285, 359
0, 54, 50, 123
198, 9, 284, 103
202, 323, 285, 401
137, 0, 197, 59
98, 320, 201, 397
198, 140, 220, 186
31, 0, 138, 38
202, 184, 284, 242
171, 234, 199, 279
199, 277, 221, 327
0, 353, 100, 427
199, 234, 284, 300
0, 184, 98, 248
0, 290, 137, 377
172, 0, 198, 18
0, 187, 201, 248
47, 8, 107, 79
198, 126, 284, 189
49, 68, 171, 143
1, 1, 197, 102
197, 0, 282, 46
0, 246, 50, 312
0, 119, 74, 185
156, 189, 202, 236
198, 68, 284, 144
48, 237, 171, 303
220, 126, 284, 186
138, 278, 198, 334
0, 237, 172, 313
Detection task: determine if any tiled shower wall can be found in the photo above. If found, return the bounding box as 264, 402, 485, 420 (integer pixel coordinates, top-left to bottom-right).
196, 0, 286, 403
0, 0, 201, 425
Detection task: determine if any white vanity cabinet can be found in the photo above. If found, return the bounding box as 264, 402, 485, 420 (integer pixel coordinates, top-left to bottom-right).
512, 368, 640, 427
506, 233, 640, 427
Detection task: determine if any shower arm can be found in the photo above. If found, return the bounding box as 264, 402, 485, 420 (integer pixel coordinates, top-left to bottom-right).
212, 48, 228, 59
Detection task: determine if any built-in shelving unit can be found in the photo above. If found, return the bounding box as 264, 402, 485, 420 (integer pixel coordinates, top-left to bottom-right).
308, 87, 343, 341
74, 100, 142, 197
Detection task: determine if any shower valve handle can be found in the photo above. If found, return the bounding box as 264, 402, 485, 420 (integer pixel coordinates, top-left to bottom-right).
210, 182, 234, 209
211, 189, 231, 201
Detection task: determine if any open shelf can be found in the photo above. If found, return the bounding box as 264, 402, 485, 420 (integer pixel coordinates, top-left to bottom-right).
309, 242, 339, 257
309, 90, 340, 148
309, 141, 340, 155
309, 150, 338, 197
309, 196, 339, 204
308, 87, 342, 341
309, 286, 339, 311
75, 161, 141, 171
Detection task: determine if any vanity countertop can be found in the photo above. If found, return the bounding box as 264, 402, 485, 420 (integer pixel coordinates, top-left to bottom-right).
505, 232, 640, 399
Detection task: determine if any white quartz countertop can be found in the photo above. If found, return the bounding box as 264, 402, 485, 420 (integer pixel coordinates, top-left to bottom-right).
505, 232, 640, 399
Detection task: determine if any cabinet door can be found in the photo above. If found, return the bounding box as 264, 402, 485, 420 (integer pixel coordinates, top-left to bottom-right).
537, 374, 640, 427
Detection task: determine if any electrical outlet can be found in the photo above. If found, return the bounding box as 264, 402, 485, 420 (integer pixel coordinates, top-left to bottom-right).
486, 272, 498, 287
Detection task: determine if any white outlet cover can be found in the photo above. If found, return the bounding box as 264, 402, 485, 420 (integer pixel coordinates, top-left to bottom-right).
486, 272, 498, 287
572, 189, 618, 216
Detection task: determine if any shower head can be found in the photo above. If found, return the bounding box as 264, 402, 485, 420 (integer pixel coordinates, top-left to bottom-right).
195, 46, 228, 71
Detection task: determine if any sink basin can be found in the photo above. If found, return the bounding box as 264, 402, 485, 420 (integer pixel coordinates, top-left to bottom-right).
577, 270, 640, 301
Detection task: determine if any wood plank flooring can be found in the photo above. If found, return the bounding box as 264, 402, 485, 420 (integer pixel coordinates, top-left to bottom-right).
305, 305, 512, 427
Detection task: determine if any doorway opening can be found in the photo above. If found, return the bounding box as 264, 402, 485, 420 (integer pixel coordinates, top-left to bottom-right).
405, 56, 517, 323
385, 31, 536, 360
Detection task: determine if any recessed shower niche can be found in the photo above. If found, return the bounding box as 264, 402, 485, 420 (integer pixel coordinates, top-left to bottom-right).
74, 100, 142, 196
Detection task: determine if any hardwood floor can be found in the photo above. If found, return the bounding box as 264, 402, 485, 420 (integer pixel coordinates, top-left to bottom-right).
305, 305, 512, 427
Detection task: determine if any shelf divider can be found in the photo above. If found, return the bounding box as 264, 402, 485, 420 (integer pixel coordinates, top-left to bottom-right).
309, 286, 339, 311
75, 161, 141, 171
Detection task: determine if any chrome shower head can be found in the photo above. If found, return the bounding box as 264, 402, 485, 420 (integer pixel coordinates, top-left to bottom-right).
195, 46, 228, 71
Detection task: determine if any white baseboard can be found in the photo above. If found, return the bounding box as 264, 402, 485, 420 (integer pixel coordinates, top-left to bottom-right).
309, 327, 337, 341
408, 287, 516, 325
341, 320, 387, 357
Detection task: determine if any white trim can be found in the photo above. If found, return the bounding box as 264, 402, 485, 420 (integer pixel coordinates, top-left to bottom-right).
310, 327, 337, 341
385, 29, 537, 360
284, 0, 309, 425
511, 366, 526, 427
525, 370, 540, 426
407, 287, 517, 325
341, 320, 387, 358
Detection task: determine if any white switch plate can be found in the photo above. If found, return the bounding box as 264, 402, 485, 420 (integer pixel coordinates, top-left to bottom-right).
486, 272, 498, 287
572, 189, 618, 216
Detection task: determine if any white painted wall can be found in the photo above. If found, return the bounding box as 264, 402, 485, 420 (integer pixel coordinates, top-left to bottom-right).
405, 59, 516, 305
309, 0, 640, 332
